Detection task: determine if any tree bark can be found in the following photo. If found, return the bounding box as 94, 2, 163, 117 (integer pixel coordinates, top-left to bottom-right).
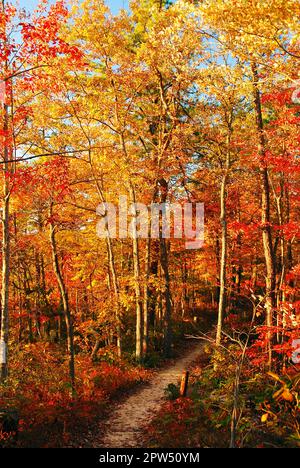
129, 183, 144, 361
89, 158, 122, 357
251, 63, 276, 369
158, 179, 172, 357
49, 204, 75, 396
216, 132, 231, 346
0, 178, 10, 381
143, 235, 151, 356
0, 83, 10, 381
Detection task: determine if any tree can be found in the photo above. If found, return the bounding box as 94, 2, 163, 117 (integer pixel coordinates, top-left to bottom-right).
199, 0, 300, 365
0, 0, 79, 381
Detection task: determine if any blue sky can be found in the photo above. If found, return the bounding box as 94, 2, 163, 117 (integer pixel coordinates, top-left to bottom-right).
18, 0, 129, 15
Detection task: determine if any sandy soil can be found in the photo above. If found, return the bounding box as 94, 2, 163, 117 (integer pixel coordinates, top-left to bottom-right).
99, 340, 203, 448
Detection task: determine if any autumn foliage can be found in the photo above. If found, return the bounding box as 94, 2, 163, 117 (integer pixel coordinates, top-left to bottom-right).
0, 0, 299, 448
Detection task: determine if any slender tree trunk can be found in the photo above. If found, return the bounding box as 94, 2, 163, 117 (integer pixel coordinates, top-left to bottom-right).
160, 236, 172, 357
252, 63, 276, 369
49, 205, 75, 396
89, 158, 122, 357
158, 179, 172, 357
23, 273, 33, 343
0, 91, 10, 381
285, 183, 293, 287
105, 235, 122, 356
129, 183, 143, 360
180, 256, 189, 317
235, 198, 243, 299
216, 172, 228, 346
215, 235, 221, 305
273, 176, 285, 343
143, 235, 151, 356
0, 192, 10, 380
216, 133, 231, 346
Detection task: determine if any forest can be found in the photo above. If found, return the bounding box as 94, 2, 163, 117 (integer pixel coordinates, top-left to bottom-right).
0, 0, 299, 450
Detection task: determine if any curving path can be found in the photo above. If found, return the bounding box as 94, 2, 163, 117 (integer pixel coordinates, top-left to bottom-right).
99, 341, 203, 448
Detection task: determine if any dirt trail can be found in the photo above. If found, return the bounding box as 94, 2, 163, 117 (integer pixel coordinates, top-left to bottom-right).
100, 340, 203, 448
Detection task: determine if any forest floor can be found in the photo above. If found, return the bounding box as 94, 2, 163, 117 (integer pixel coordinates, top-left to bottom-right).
71, 339, 205, 448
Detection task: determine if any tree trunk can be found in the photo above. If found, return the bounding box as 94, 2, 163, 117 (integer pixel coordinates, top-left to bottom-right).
143, 236, 151, 356
0, 91, 10, 382
105, 235, 122, 357
129, 183, 144, 361
90, 159, 122, 357
160, 236, 172, 357
216, 171, 228, 346
252, 63, 276, 369
49, 205, 75, 396
216, 133, 231, 346
158, 179, 172, 357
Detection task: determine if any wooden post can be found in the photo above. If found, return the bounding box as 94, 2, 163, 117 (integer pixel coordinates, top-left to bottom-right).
180, 371, 189, 397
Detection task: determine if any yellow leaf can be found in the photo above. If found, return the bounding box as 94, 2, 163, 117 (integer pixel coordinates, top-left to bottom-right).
281, 389, 294, 403
267, 372, 285, 384
261, 413, 268, 423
